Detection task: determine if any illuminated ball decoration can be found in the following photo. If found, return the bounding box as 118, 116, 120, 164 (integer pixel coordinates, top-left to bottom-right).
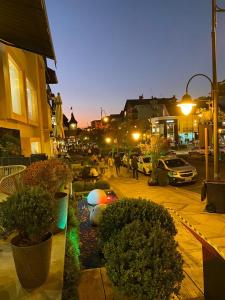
87, 189, 107, 205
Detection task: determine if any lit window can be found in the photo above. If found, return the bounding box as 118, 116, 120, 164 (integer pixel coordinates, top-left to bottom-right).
8, 56, 22, 115
31, 141, 40, 154
26, 79, 37, 121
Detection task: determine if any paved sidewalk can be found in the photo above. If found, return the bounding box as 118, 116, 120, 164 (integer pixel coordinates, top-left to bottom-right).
104, 167, 225, 299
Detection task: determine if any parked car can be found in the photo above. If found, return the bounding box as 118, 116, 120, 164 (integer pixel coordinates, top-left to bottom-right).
157, 156, 197, 184
188, 146, 212, 157
138, 155, 152, 175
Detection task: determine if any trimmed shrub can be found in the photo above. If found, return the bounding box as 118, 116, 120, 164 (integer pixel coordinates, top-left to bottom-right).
62, 199, 80, 300
98, 198, 176, 243
95, 180, 110, 190
73, 181, 84, 192
84, 182, 95, 191
103, 220, 184, 300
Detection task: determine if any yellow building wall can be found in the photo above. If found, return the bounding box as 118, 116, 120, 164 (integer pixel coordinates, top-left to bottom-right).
0, 43, 52, 157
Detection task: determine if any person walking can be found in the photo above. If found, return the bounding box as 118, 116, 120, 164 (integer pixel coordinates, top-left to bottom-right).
108, 156, 114, 177
114, 154, 121, 176
98, 156, 105, 175
131, 155, 139, 180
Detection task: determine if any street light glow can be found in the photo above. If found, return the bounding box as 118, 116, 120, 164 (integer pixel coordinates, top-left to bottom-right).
103, 116, 109, 123
132, 132, 141, 141
177, 93, 196, 115
105, 137, 111, 144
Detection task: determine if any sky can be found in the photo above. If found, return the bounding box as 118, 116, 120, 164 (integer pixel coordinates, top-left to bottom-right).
45, 0, 225, 128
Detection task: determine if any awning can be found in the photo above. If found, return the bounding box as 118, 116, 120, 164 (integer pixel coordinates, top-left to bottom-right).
45, 67, 58, 84
0, 0, 56, 61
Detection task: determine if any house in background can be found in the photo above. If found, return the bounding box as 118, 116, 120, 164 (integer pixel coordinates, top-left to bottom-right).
0, 1, 56, 157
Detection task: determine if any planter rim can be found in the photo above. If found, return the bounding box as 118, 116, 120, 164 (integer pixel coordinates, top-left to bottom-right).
11, 232, 52, 248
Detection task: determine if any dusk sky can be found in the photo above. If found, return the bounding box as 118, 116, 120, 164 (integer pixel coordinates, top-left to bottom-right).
46, 0, 225, 128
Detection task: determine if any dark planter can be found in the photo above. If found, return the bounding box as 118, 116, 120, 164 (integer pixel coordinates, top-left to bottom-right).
54, 192, 68, 230
206, 181, 225, 213
11, 232, 52, 289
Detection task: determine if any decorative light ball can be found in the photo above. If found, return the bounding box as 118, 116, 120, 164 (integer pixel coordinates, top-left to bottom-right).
87, 189, 107, 205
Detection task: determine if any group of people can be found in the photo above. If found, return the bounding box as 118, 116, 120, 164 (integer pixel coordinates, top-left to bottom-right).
78, 152, 140, 181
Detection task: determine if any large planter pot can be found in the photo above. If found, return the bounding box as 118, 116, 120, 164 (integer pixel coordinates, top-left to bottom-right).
206, 181, 225, 213
11, 232, 52, 289
54, 192, 68, 230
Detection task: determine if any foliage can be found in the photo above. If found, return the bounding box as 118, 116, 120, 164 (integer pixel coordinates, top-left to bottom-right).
73, 181, 85, 192
103, 220, 184, 300
0, 133, 21, 157
22, 159, 72, 197
84, 182, 95, 191
62, 199, 80, 300
0, 186, 55, 245
98, 198, 176, 244
157, 169, 169, 186
95, 180, 110, 190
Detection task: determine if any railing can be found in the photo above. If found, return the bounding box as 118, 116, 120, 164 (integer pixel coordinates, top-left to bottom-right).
0, 165, 26, 195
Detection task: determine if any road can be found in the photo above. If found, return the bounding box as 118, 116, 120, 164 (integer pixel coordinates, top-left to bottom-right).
133, 155, 225, 194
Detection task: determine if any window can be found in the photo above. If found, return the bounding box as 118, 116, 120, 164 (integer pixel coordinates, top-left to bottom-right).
8, 56, 22, 115
31, 141, 41, 154
26, 79, 37, 121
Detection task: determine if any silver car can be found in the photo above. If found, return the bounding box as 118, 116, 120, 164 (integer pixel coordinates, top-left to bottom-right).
157, 156, 197, 184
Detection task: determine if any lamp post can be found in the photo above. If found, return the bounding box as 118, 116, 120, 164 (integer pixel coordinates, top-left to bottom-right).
178, 73, 213, 181
178, 1, 225, 180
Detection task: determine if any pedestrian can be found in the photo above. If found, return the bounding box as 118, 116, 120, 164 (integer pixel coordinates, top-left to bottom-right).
131, 155, 139, 180
108, 156, 114, 177
114, 154, 121, 176
98, 156, 105, 175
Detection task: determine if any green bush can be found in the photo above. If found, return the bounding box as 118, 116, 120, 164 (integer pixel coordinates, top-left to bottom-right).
0, 186, 54, 245
62, 200, 80, 300
84, 182, 95, 191
104, 220, 184, 300
95, 180, 110, 190
73, 181, 84, 192
98, 198, 176, 243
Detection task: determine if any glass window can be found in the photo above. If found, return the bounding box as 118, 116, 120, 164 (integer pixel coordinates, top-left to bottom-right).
26, 79, 37, 121
31, 141, 40, 154
8, 56, 22, 115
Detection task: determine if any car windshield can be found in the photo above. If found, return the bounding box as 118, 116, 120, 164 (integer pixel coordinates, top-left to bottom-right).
164, 158, 187, 168
143, 157, 151, 163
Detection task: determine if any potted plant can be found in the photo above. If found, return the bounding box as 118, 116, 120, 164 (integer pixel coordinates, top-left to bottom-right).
22, 159, 72, 230
0, 186, 55, 289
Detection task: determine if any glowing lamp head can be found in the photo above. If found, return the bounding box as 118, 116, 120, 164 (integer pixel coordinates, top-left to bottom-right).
105, 137, 111, 144
103, 116, 109, 123
177, 93, 196, 115
132, 132, 141, 141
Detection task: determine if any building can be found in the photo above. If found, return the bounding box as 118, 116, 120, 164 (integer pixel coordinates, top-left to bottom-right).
0, 1, 56, 157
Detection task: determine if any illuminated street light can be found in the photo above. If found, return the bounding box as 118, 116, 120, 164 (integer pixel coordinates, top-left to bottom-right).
177, 93, 196, 115
105, 137, 112, 144
103, 116, 109, 123
132, 132, 141, 141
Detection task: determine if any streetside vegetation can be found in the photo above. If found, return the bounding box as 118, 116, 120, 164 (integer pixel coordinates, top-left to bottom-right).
62, 199, 80, 300
98, 198, 183, 300
73, 179, 110, 193
22, 158, 72, 197
98, 198, 177, 244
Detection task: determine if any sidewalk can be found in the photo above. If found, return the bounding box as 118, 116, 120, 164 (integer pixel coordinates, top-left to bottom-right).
104, 167, 225, 299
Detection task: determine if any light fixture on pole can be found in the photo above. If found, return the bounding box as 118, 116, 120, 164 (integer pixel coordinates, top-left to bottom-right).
178, 73, 213, 181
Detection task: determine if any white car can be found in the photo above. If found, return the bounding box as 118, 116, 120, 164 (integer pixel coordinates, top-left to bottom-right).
138, 156, 152, 175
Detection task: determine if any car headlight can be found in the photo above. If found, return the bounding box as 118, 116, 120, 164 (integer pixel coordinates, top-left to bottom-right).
169, 171, 177, 176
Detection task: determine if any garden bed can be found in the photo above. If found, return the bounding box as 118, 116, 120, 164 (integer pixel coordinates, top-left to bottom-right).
78, 197, 104, 269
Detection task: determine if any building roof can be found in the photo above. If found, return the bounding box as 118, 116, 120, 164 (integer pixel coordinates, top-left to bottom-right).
68, 112, 77, 125
123, 96, 177, 111
0, 0, 56, 60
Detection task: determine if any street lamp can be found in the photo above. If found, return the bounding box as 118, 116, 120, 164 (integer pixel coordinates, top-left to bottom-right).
178, 1, 225, 180
132, 132, 141, 141
178, 73, 213, 181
